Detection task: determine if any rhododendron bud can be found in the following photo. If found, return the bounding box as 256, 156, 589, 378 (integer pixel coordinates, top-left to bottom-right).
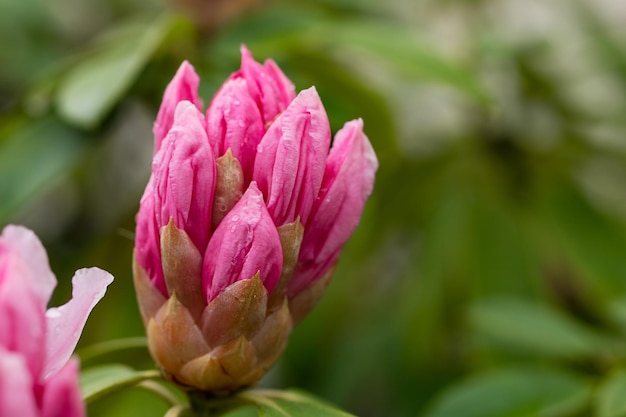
153, 61, 203, 153
0, 225, 113, 417
134, 46, 377, 394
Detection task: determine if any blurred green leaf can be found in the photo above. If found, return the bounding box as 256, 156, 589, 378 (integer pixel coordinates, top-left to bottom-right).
55, 15, 174, 129
238, 389, 355, 417
77, 337, 148, 363
422, 367, 592, 417
315, 21, 489, 102
220, 407, 258, 417
210, 4, 324, 61
542, 184, 626, 298
285, 49, 399, 163
574, 0, 626, 89
470, 297, 612, 359
596, 371, 626, 417
212, 7, 487, 102
0, 116, 87, 223
81, 364, 159, 403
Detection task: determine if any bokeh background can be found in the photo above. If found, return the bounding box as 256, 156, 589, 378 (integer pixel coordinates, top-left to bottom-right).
3, 0, 626, 416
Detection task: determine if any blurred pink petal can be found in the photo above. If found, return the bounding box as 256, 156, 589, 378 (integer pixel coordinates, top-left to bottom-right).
206, 77, 264, 179
288, 119, 378, 295
202, 182, 283, 301
153, 61, 203, 153
253, 87, 331, 226
0, 349, 38, 417
1, 225, 56, 311
0, 225, 112, 416
154, 101, 216, 252
0, 243, 46, 378
44, 267, 113, 379
41, 359, 84, 417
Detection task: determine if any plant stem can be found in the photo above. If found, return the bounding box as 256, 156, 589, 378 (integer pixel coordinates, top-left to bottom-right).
164, 404, 192, 417
137, 380, 181, 407
187, 391, 246, 417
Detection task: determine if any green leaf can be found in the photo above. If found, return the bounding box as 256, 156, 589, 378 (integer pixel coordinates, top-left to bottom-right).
221, 407, 259, 417
212, 8, 487, 102
0, 116, 87, 223
55, 15, 174, 129
315, 21, 489, 102
80, 364, 160, 403
422, 367, 592, 417
574, 0, 626, 89
238, 389, 355, 417
77, 337, 148, 363
541, 184, 626, 298
470, 297, 611, 359
596, 371, 626, 417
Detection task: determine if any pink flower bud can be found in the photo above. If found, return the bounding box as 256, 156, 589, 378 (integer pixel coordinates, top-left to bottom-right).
203, 182, 282, 301
252, 87, 331, 226
136, 101, 216, 296
153, 61, 203, 153
288, 120, 378, 310
0, 225, 113, 417
206, 77, 264, 180
153, 101, 215, 253
134, 46, 377, 393
236, 45, 296, 127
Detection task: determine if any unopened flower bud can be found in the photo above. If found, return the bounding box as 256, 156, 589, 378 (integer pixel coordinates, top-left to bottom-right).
134, 46, 377, 393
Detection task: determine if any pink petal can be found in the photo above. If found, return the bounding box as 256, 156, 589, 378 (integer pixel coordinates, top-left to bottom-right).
134, 177, 167, 295
154, 101, 216, 252
238, 45, 296, 126
153, 61, 203, 153
0, 243, 46, 379
206, 77, 264, 179
41, 359, 85, 417
1, 225, 57, 309
253, 87, 331, 226
202, 182, 283, 301
43, 267, 113, 379
288, 119, 378, 295
0, 348, 38, 417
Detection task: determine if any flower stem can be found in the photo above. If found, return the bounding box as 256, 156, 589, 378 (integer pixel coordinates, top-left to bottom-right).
186, 391, 247, 417
137, 380, 181, 407
164, 404, 192, 417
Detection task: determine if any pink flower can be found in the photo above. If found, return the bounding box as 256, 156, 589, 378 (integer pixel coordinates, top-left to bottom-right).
134, 46, 377, 393
0, 225, 113, 417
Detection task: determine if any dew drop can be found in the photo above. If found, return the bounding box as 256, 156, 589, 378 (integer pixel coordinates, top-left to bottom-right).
231, 214, 240, 222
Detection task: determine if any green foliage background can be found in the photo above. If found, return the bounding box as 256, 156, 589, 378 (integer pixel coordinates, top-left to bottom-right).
2, 0, 626, 416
